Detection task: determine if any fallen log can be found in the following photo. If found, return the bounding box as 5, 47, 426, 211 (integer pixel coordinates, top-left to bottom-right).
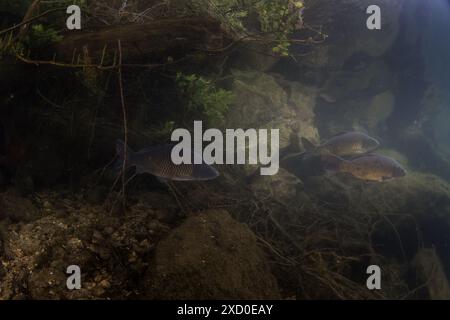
53, 17, 232, 64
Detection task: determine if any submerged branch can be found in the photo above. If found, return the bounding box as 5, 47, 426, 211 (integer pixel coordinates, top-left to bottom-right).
53, 17, 231, 62
117, 39, 128, 209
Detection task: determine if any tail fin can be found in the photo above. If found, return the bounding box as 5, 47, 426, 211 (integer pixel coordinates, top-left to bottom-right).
301, 137, 317, 152
321, 154, 344, 173
114, 140, 134, 172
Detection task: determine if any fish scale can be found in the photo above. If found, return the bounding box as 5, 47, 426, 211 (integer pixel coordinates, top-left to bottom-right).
303, 131, 380, 157
333, 154, 406, 182
115, 140, 219, 182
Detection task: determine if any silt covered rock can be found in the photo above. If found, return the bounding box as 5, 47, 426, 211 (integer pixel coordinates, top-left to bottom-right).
144, 209, 280, 299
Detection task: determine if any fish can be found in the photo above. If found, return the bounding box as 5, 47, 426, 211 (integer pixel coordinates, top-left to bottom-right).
321, 153, 407, 182
280, 151, 327, 178
115, 140, 219, 182
302, 131, 380, 157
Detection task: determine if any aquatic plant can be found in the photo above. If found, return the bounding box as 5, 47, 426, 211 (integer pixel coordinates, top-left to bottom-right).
176, 73, 234, 127
256, 0, 304, 56
0, 34, 14, 58
23, 24, 62, 49
181, 0, 305, 55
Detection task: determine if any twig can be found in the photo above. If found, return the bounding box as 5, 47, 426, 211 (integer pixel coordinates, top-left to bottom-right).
117, 39, 128, 209
88, 71, 114, 160
13, 51, 187, 70
165, 181, 188, 214
18, 0, 42, 39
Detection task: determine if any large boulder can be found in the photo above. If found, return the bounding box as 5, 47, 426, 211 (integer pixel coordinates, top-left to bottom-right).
227, 71, 318, 145
320, 59, 396, 102
227, 70, 296, 148
275, 76, 320, 144
301, 0, 403, 69
144, 209, 280, 299
316, 59, 396, 135
370, 172, 450, 221
364, 91, 395, 130
226, 70, 319, 175
396, 128, 450, 182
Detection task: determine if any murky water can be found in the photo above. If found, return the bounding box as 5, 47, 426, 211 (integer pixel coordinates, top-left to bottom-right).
1, 0, 450, 300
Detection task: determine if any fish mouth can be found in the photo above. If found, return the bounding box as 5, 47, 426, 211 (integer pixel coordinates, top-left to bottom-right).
213, 166, 220, 176
192, 164, 220, 181
394, 166, 407, 178
207, 166, 220, 180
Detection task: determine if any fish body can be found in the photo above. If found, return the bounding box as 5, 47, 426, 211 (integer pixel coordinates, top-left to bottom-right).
322, 153, 407, 182
115, 140, 219, 181
302, 131, 380, 157
280, 151, 327, 178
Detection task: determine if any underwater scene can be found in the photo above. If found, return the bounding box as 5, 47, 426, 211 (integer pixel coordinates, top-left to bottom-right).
1, 0, 450, 300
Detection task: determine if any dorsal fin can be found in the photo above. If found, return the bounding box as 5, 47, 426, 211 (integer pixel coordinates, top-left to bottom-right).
329, 131, 350, 138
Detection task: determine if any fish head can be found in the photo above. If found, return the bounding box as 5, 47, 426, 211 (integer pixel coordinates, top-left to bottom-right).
392, 163, 407, 178
192, 164, 220, 181
361, 135, 380, 152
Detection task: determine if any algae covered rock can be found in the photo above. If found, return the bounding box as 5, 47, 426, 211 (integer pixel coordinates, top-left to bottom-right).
320, 59, 396, 103
302, 0, 403, 69
144, 209, 280, 299
397, 128, 450, 182
227, 70, 294, 140
316, 59, 396, 135
365, 91, 395, 130
226, 70, 319, 175
275, 77, 320, 144
353, 171, 450, 217
227, 71, 319, 140
228, 70, 319, 144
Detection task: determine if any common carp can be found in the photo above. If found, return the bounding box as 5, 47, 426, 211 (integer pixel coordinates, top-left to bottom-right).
322, 153, 407, 182
302, 131, 380, 157
115, 140, 219, 181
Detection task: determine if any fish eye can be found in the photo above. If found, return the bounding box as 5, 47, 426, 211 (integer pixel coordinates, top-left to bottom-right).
362, 138, 378, 149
